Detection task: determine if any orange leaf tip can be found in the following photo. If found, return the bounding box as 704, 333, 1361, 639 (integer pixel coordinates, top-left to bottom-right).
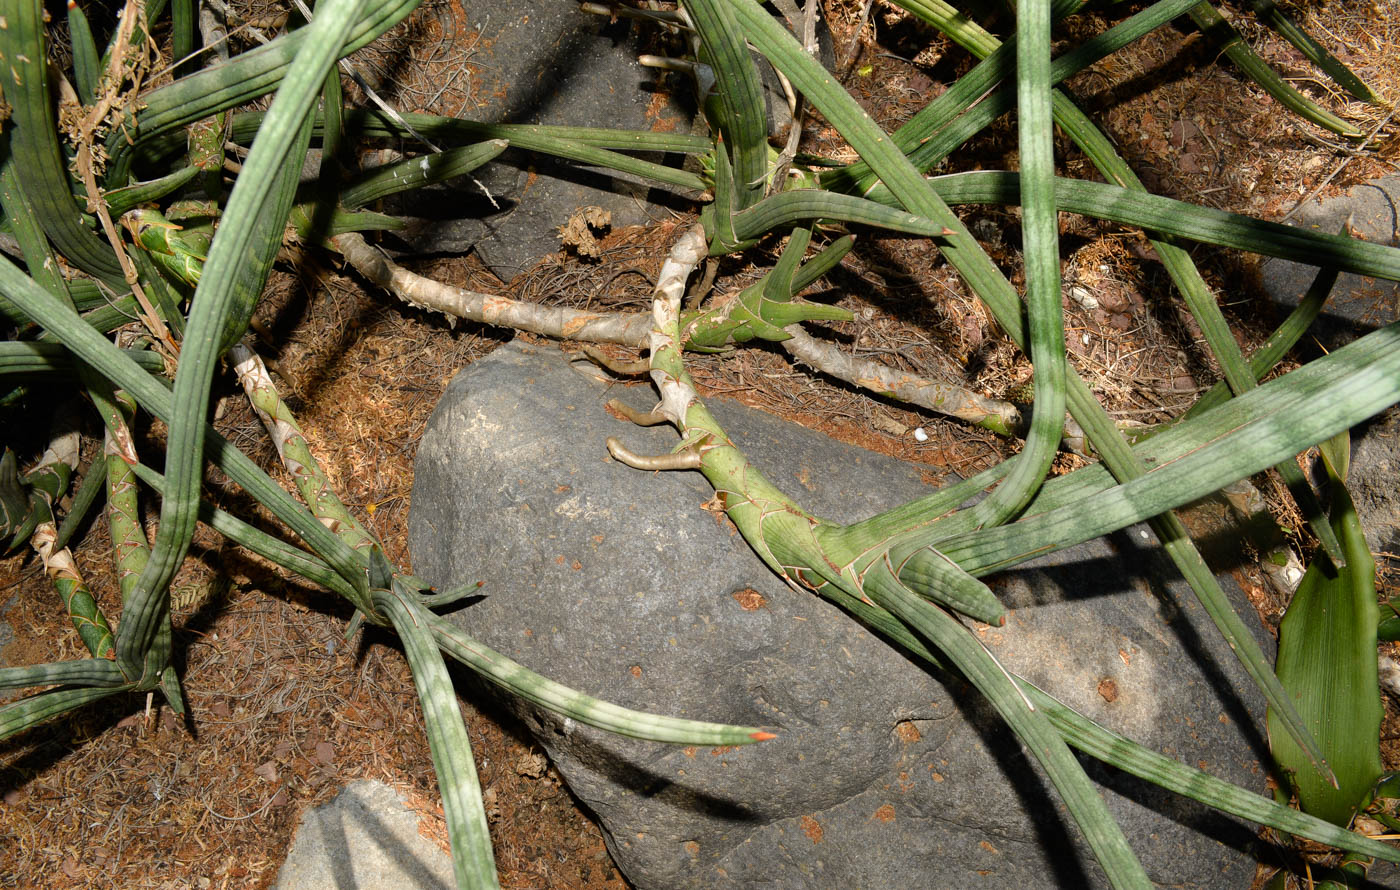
751, 731, 777, 742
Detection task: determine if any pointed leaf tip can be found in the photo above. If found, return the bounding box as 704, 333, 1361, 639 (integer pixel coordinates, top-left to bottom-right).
751, 731, 777, 741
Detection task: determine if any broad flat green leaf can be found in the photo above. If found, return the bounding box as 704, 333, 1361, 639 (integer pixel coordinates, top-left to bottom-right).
1268, 433, 1383, 826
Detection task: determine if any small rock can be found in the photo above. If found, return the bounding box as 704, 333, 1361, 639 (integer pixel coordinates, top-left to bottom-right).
274, 781, 453, 890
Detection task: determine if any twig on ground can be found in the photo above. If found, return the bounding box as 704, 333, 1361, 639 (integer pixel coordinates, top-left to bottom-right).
331, 232, 653, 345
780, 325, 1032, 441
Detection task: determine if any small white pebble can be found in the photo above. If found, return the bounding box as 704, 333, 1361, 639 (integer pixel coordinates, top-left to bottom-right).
913, 427, 929, 442
1081, 332, 1091, 346
1067, 284, 1099, 310
1139, 529, 1150, 541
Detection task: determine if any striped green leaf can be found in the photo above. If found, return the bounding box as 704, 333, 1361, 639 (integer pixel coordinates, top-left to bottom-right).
1269, 436, 1383, 826
374, 585, 499, 890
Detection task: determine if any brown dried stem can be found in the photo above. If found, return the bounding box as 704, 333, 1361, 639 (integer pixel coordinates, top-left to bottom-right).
331, 232, 653, 345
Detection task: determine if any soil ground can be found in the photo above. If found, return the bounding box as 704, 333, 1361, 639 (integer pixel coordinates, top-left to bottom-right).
2, 1, 1399, 888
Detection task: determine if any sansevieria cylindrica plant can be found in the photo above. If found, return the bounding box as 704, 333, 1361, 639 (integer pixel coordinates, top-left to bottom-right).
1, 0, 1397, 886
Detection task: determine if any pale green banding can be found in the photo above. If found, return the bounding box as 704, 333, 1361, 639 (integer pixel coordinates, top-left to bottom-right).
884, 537, 1007, 625
231, 345, 376, 556
1185, 256, 1339, 422
217, 109, 715, 158
914, 173, 1400, 282
684, 0, 770, 213
0, 659, 127, 690
0, 343, 163, 380
0, 254, 386, 608
0, 685, 128, 742
125, 110, 713, 170
824, 0, 1203, 196
859, 566, 1151, 888
997, 103, 1346, 564
104, 0, 420, 184
642, 207, 1146, 877
1, 0, 123, 284
1025, 682, 1400, 862
797, 553, 1399, 862
374, 587, 499, 890
429, 610, 770, 745
113, 0, 375, 684
733, 0, 1337, 798
729, 189, 954, 242
929, 324, 1400, 576
224, 109, 705, 194
1187, 2, 1361, 138
858, 34, 1359, 563
903, 323, 1387, 543
339, 140, 510, 209
66, 0, 101, 105
961, 0, 1064, 529
1245, 0, 1379, 104
125, 459, 360, 602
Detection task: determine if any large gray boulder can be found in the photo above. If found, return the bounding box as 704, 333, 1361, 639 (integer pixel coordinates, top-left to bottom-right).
409, 341, 1276, 888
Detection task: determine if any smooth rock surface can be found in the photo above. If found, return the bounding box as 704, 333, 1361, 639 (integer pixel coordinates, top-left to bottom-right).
383, 1, 694, 280
1351, 403, 1400, 579
274, 780, 454, 890
1259, 174, 1400, 343
409, 341, 1277, 889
